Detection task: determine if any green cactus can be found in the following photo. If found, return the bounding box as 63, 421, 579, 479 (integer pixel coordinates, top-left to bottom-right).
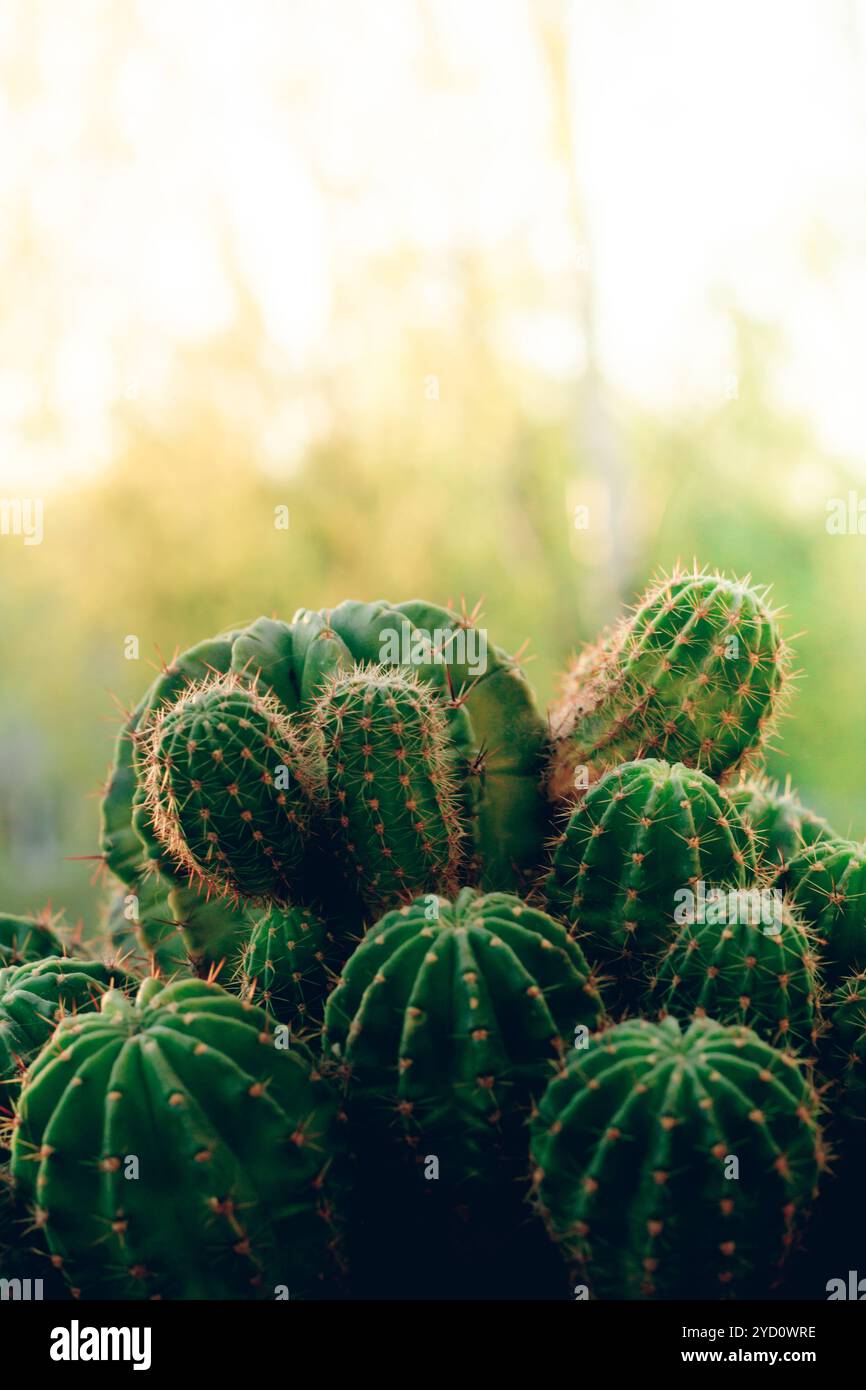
314, 666, 465, 914
548, 568, 790, 801
0, 911, 69, 970
545, 758, 757, 1005
648, 893, 822, 1053
782, 839, 866, 982
323, 888, 606, 1184
233, 904, 338, 1028
530, 1016, 825, 1298
728, 775, 833, 873
10, 977, 346, 1299
0, 957, 137, 1138
825, 972, 866, 1128
141, 671, 324, 906
101, 600, 548, 951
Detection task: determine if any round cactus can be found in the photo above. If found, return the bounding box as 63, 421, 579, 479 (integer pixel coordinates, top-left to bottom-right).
314, 666, 465, 914
783, 839, 866, 982
728, 775, 833, 874
530, 1016, 825, 1299
10, 977, 346, 1299
548, 568, 790, 801
323, 888, 606, 1184
545, 759, 757, 1004
141, 672, 324, 906
0, 911, 68, 970
0, 957, 137, 1135
233, 904, 338, 1028
648, 893, 822, 1053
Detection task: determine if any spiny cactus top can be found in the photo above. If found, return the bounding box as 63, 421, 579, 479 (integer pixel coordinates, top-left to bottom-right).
0, 957, 137, 1135
783, 838, 866, 982
548, 568, 790, 800
323, 888, 606, 1183
100, 599, 548, 943
314, 666, 465, 914
545, 758, 757, 1002
530, 1016, 825, 1299
0, 911, 68, 969
648, 893, 822, 1053
142, 672, 323, 906
233, 903, 338, 1028
728, 775, 833, 874
10, 977, 346, 1299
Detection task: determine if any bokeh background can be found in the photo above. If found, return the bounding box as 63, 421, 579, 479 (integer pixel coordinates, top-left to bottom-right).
1, 0, 865, 930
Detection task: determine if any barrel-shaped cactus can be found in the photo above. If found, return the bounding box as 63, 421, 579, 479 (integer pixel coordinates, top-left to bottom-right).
530, 1016, 825, 1298
323, 888, 606, 1184
545, 759, 757, 1005
783, 839, 866, 982
233, 904, 338, 1028
10, 977, 346, 1299
728, 775, 833, 874
314, 667, 465, 914
548, 568, 790, 800
648, 893, 822, 1052
0, 957, 137, 1136
141, 672, 324, 906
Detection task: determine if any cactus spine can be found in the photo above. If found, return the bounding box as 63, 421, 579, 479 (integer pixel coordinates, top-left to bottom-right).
530, 1016, 825, 1298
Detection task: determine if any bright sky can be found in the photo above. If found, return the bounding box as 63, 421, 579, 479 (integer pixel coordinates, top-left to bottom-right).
1, 0, 865, 490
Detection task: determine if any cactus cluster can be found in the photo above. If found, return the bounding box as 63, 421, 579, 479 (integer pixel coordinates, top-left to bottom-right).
2, 566, 863, 1301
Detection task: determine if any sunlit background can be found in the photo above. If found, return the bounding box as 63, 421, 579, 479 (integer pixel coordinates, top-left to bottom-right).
1, 0, 865, 927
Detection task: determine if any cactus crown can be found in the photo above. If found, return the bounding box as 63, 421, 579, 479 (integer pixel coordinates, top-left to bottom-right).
323, 888, 606, 1180
549, 567, 791, 798
314, 665, 465, 914
530, 1015, 825, 1299
141, 671, 324, 907
11, 976, 345, 1299
545, 758, 757, 1002
648, 892, 823, 1053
